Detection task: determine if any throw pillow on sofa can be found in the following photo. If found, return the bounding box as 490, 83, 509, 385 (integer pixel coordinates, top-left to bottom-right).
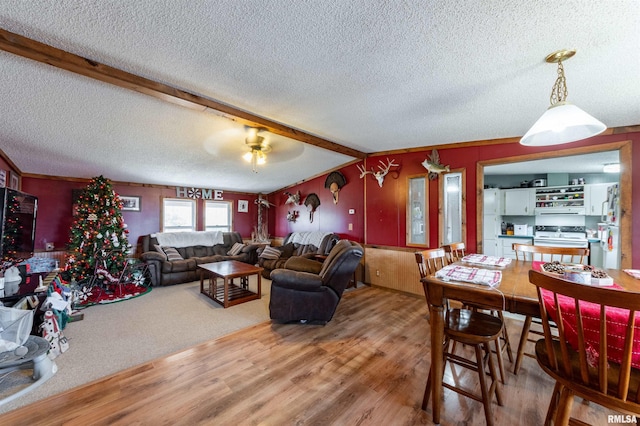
259, 246, 281, 260
154, 244, 168, 259
163, 247, 184, 261
227, 242, 245, 256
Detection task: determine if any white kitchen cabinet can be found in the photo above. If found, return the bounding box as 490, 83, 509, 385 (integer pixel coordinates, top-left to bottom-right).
499, 237, 533, 259
483, 188, 501, 215
483, 236, 499, 256
585, 183, 610, 216
501, 188, 535, 216
483, 189, 502, 256
483, 215, 500, 256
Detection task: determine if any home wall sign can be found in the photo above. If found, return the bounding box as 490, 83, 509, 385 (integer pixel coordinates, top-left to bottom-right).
175, 187, 223, 200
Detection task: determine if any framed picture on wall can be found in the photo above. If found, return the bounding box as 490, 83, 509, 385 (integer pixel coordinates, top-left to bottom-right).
238, 200, 249, 212
9, 172, 19, 190
120, 196, 141, 212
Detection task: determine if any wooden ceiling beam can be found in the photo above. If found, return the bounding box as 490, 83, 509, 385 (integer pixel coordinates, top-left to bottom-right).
0, 28, 367, 159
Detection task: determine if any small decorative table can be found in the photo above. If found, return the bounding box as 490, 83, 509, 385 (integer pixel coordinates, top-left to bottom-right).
198, 261, 263, 308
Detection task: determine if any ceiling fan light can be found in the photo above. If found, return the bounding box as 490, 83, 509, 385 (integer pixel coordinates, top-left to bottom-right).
520, 102, 606, 146
246, 127, 259, 143
243, 127, 269, 172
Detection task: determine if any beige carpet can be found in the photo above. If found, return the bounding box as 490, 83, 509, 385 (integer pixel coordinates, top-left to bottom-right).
0, 276, 272, 414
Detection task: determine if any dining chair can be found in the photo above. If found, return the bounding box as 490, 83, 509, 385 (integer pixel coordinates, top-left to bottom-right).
511, 243, 589, 374
442, 241, 466, 264
416, 248, 504, 425
442, 242, 513, 383
529, 269, 640, 425
415, 248, 448, 303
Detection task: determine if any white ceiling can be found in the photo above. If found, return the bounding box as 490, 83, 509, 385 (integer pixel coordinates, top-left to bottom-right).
1, 1, 639, 192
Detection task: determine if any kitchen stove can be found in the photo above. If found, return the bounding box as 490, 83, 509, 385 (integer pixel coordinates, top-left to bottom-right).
534, 225, 588, 248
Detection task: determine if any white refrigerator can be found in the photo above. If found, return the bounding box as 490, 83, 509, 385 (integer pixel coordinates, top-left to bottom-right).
598, 183, 621, 269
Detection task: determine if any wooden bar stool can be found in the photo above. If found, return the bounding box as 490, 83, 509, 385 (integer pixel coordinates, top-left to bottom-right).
416, 248, 504, 425
511, 243, 589, 374
442, 242, 513, 384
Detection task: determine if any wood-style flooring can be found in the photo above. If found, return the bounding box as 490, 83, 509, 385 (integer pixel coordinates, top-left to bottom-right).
0, 286, 620, 425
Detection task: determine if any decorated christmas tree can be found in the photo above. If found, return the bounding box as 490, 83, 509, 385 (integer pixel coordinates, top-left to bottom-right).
65, 176, 130, 282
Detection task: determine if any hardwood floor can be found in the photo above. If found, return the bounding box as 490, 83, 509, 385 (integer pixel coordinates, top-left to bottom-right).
0, 286, 620, 425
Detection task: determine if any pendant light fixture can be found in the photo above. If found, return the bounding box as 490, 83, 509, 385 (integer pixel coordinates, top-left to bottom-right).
520, 49, 606, 146
242, 127, 271, 173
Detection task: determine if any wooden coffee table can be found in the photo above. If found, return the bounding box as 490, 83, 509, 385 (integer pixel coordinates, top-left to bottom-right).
198, 261, 263, 308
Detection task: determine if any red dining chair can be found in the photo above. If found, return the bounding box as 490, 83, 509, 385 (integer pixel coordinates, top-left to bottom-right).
529, 269, 640, 425
512, 243, 589, 374
416, 248, 504, 425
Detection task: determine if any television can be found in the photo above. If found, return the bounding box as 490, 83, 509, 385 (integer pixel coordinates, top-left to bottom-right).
0, 188, 38, 261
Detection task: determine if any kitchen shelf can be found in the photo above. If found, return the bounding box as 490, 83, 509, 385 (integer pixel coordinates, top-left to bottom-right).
535, 185, 585, 208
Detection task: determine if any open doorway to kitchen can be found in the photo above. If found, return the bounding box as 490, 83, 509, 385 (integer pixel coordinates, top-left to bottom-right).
476, 140, 632, 269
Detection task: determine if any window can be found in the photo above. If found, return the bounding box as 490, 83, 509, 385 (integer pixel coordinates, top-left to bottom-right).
406, 174, 429, 246
205, 200, 232, 232
440, 170, 466, 246
162, 198, 196, 232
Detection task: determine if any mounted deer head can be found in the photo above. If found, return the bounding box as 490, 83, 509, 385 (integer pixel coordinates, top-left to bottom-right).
357, 158, 399, 187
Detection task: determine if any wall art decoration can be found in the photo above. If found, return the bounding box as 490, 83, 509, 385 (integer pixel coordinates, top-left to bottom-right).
120, 196, 141, 212
9, 172, 19, 190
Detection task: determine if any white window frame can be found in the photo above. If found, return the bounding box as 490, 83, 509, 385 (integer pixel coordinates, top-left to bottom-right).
162, 198, 196, 232
205, 200, 233, 232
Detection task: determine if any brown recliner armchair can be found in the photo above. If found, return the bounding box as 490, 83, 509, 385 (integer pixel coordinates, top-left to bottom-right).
268, 240, 363, 324
258, 232, 339, 278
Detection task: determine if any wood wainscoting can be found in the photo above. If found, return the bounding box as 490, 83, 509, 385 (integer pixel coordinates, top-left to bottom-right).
364, 246, 422, 296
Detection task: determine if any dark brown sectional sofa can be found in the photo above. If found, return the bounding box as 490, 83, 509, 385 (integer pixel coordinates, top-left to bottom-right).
140, 232, 260, 286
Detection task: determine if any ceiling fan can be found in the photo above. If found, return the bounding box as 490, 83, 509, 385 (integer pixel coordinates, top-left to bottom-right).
243, 127, 272, 173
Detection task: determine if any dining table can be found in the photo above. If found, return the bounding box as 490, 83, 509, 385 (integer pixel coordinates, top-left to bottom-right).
420, 257, 640, 424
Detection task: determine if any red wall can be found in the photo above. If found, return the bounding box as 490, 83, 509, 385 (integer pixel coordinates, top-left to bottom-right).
21, 177, 259, 253
11, 132, 640, 268
268, 163, 365, 242
365, 133, 640, 267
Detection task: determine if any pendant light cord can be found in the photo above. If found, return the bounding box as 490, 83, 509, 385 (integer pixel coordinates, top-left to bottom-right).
550, 61, 568, 106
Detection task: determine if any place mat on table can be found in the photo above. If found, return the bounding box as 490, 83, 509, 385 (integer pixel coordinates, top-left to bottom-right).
461, 254, 512, 267
624, 269, 640, 279
435, 264, 502, 287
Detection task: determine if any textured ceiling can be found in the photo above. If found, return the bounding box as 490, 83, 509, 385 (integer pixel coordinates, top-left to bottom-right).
0, 1, 639, 192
